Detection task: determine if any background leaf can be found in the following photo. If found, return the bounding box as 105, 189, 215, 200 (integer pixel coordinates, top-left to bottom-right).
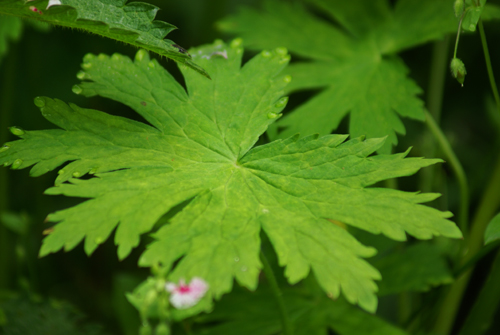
218, 0, 458, 153
372, 242, 453, 296
0, 0, 208, 77
0, 294, 108, 335
194, 280, 410, 335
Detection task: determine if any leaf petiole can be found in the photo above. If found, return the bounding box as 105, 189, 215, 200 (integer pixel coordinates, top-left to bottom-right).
478, 20, 500, 117
260, 251, 293, 335
424, 111, 469, 235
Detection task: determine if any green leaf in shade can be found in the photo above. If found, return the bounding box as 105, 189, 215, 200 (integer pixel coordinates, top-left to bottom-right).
372, 242, 453, 296
194, 283, 409, 335
484, 212, 500, 245
0, 40, 461, 313
218, 0, 458, 153
0, 15, 22, 64
0, 295, 108, 335
326, 299, 409, 335
0, 0, 208, 77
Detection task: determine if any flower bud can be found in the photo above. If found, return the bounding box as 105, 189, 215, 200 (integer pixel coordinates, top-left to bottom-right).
454, 0, 464, 17
450, 58, 467, 86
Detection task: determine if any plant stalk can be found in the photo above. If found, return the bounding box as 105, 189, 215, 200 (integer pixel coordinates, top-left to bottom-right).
433, 150, 500, 334
428, 37, 451, 121
478, 20, 500, 116
260, 251, 293, 335
458, 248, 500, 335
420, 37, 451, 199
453, 7, 466, 59
454, 241, 500, 278
424, 111, 469, 235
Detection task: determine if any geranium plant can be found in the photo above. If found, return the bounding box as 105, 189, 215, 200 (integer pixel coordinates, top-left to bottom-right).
1, 1, 500, 335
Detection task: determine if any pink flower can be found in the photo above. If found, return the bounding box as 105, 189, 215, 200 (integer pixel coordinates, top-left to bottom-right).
27, 0, 61, 10
165, 277, 209, 309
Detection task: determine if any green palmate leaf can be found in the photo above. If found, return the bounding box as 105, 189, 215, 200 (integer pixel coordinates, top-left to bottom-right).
0, 0, 208, 77
218, 0, 458, 153
484, 212, 500, 245
0, 15, 22, 64
0, 40, 461, 313
372, 242, 453, 296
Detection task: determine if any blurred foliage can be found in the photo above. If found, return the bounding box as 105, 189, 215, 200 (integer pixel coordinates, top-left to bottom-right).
0, 292, 108, 335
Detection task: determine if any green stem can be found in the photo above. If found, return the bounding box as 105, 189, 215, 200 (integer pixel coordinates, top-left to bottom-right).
453, 241, 500, 278
453, 8, 466, 59
478, 20, 500, 116
428, 37, 451, 121
427, 15, 500, 335
182, 321, 193, 335
260, 251, 293, 335
458, 249, 500, 335
424, 111, 469, 235
420, 37, 451, 195
398, 292, 412, 325
433, 273, 470, 334
433, 153, 500, 335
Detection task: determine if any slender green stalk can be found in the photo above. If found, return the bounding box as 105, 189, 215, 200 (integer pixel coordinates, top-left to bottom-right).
433, 18, 500, 335
433, 150, 500, 335
182, 321, 194, 335
398, 292, 412, 325
260, 251, 293, 335
427, 37, 451, 121
424, 111, 469, 234
453, 8, 466, 59
454, 241, 500, 277
420, 37, 451, 196
478, 20, 500, 116
458, 249, 500, 335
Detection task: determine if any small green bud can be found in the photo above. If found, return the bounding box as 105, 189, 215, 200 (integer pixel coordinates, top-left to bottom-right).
454, 0, 464, 17
155, 322, 170, 335
9, 127, 25, 136
450, 58, 467, 86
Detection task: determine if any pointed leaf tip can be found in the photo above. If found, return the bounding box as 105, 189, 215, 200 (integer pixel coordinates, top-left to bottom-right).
34, 96, 45, 108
